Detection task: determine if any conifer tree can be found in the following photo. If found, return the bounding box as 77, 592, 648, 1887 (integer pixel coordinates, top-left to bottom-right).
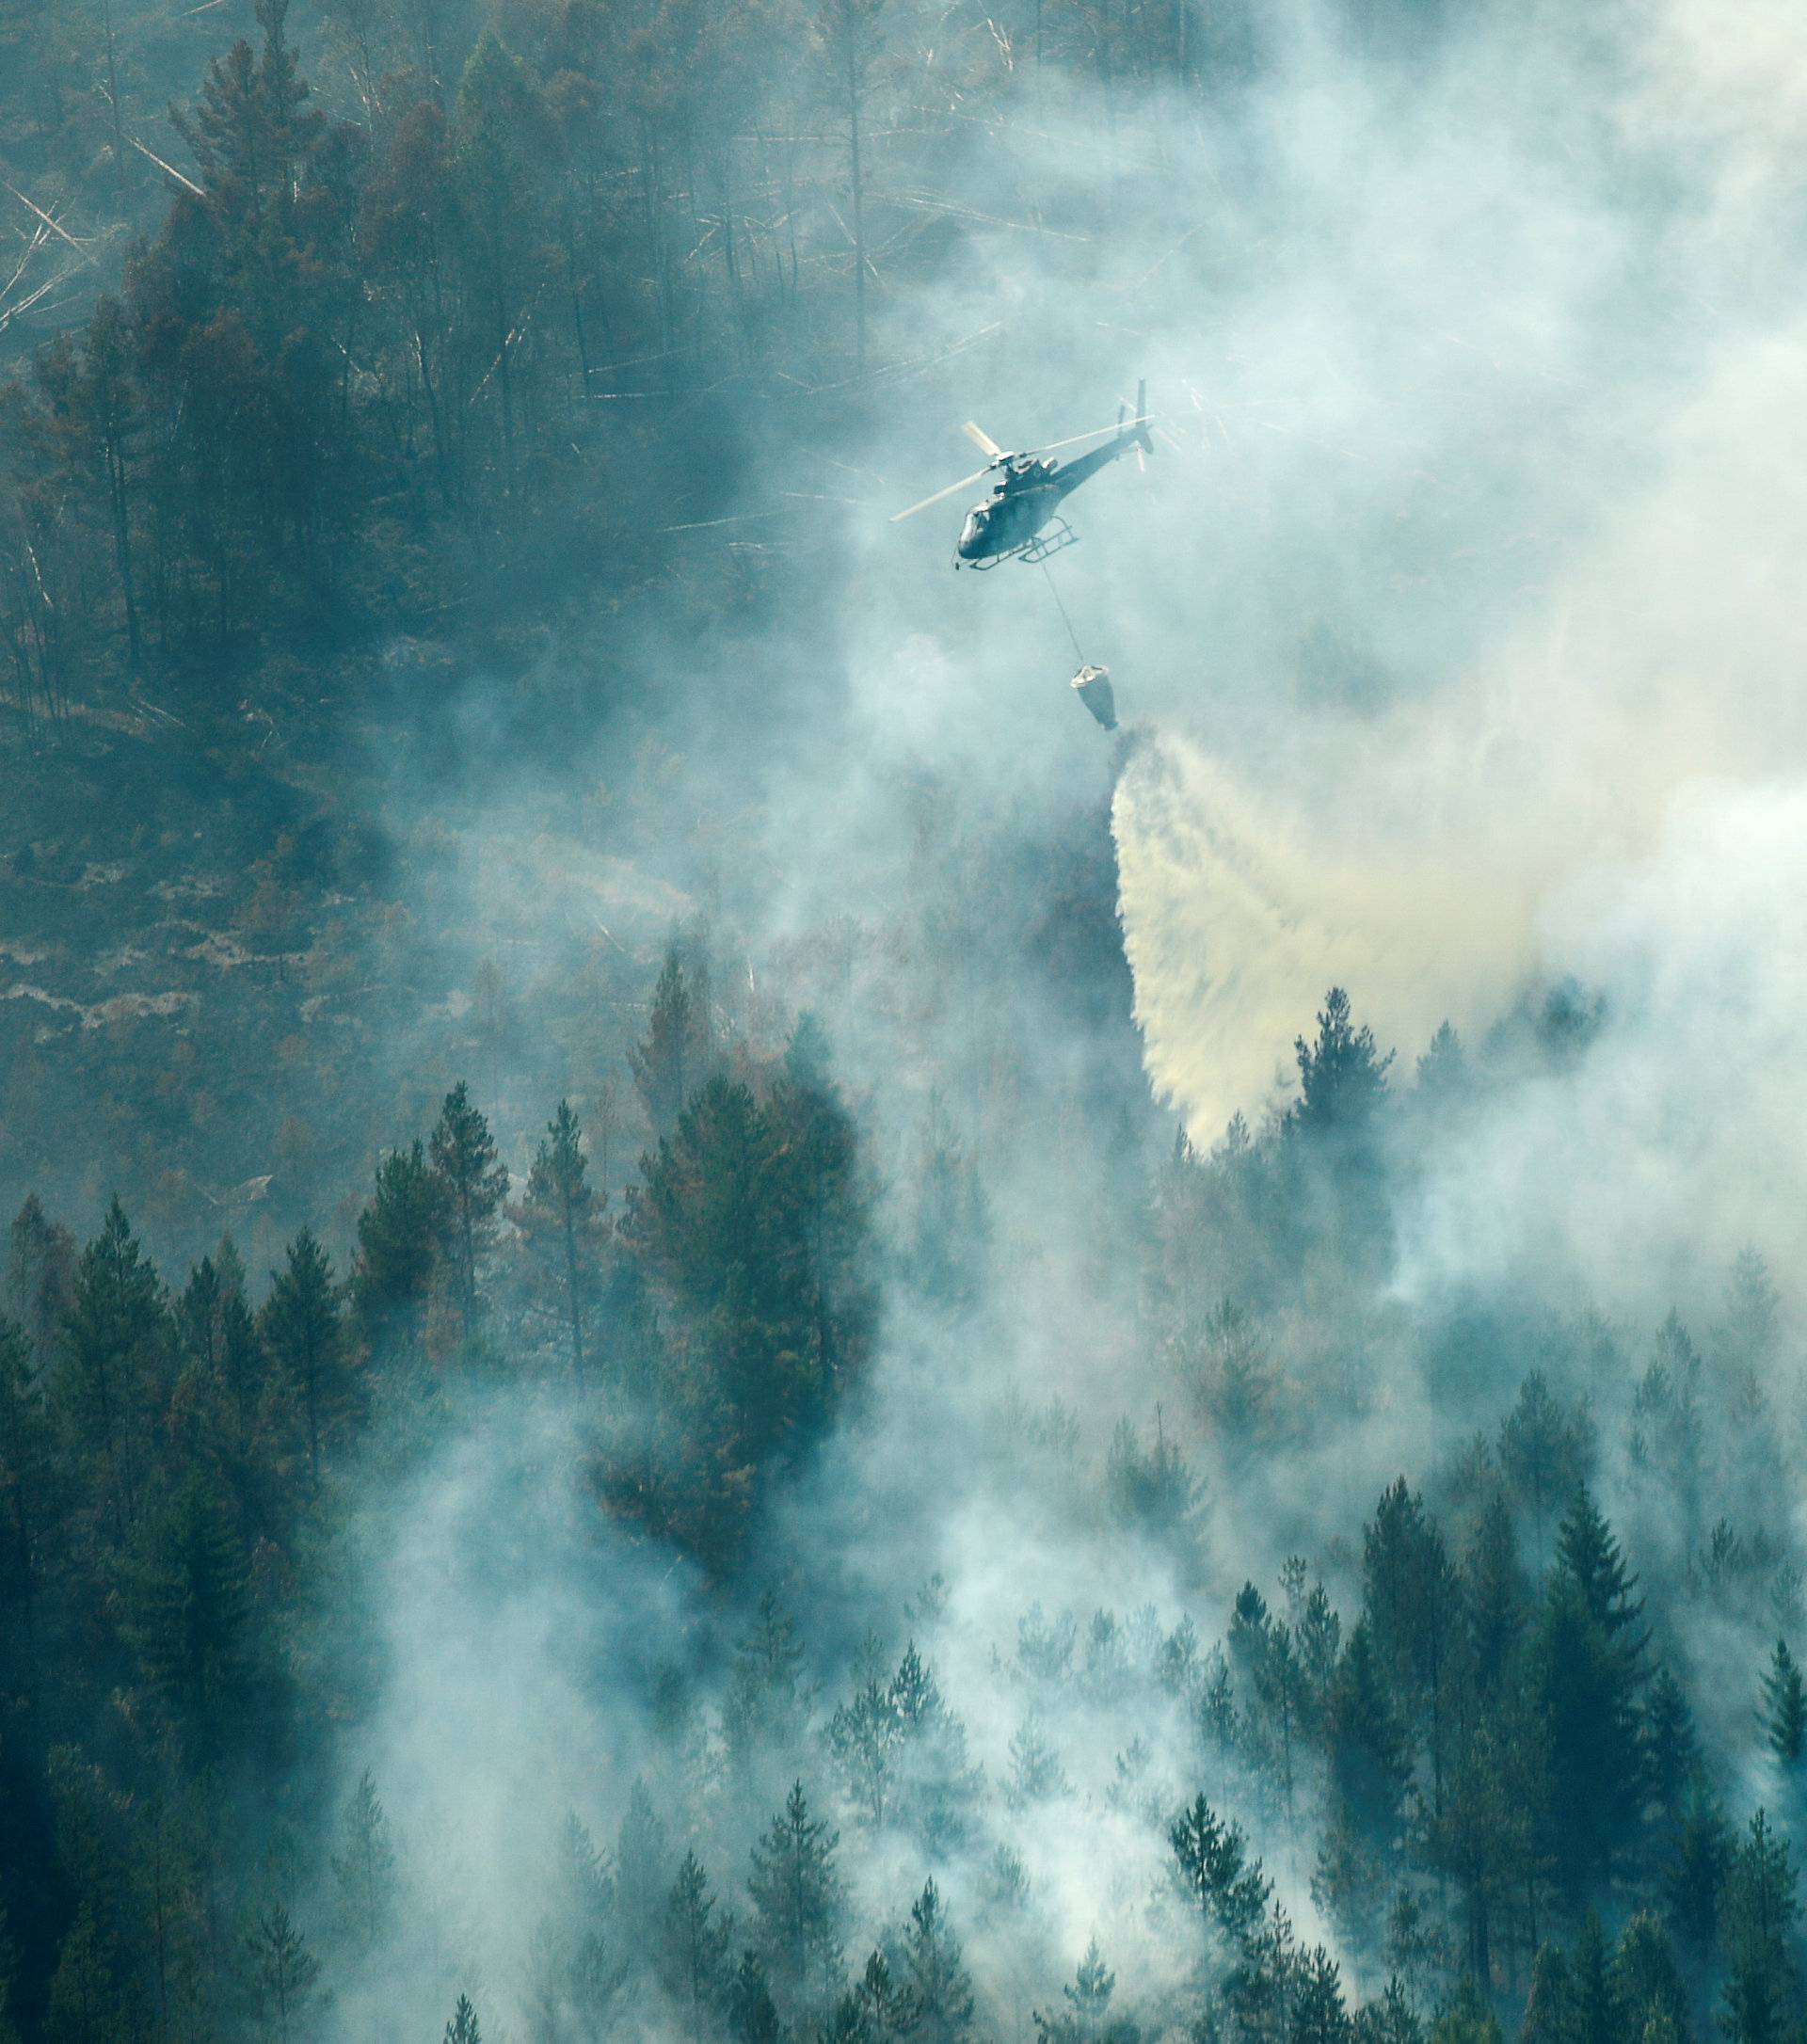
630, 946, 699, 1139
263, 1227, 344, 1486
243, 1903, 320, 2043
515, 1100, 605, 1382
1170, 1794, 1271, 1948
7, 1194, 75, 1365
128, 1470, 251, 1752
443, 1993, 482, 2044
896, 1881, 973, 2044
728, 1949, 783, 2044
330, 1769, 398, 1954
747, 1781, 844, 2022
428, 1081, 508, 1343
1761, 1640, 1805, 1766
1290, 987, 1394, 1136
353, 1141, 442, 1350
60, 1198, 169, 1537
615, 1778, 668, 1954
661, 1853, 732, 2028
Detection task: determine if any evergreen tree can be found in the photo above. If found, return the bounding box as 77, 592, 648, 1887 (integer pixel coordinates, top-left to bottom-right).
1641, 1665, 1700, 1844
1170, 1794, 1271, 1949
630, 945, 700, 1138
7, 1194, 75, 1365
1664, 1782, 1733, 1965
59, 1198, 169, 1537
1497, 1374, 1594, 1561
515, 1099, 606, 1382
127, 1469, 251, 1751
747, 1781, 844, 2022
1761, 1640, 1805, 1766
243, 1904, 321, 2044
262, 1227, 344, 1486
728, 1949, 783, 2044
895, 1881, 973, 2044
428, 1080, 508, 1343
330, 1769, 398, 1954
443, 1993, 482, 2044
1036, 1939, 1140, 2044
615, 1778, 668, 1954
1289, 987, 1394, 1137
1323, 1621, 1411, 1842
353, 1141, 442, 1350
661, 1853, 732, 2028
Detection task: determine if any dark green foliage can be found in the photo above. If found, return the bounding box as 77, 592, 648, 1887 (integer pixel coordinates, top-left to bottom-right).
242, 1902, 320, 2043
1170, 1794, 1271, 1948
59, 1199, 170, 1537
1036, 1939, 1141, 2044
630, 947, 704, 1140
427, 1080, 508, 1343
261, 1226, 343, 1485
1290, 987, 1394, 1137
661, 1853, 732, 2027
1105, 1409, 1206, 1553
1761, 1640, 1805, 1765
895, 1880, 973, 2044
1324, 1621, 1411, 1842
515, 1099, 605, 1382
353, 1141, 442, 1349
746, 1781, 844, 2021
126, 1469, 251, 1751
443, 1993, 482, 2044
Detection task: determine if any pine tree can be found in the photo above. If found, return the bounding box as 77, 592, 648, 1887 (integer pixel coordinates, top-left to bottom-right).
629, 945, 700, 1138
330, 1769, 398, 1953
128, 1470, 250, 1750
728, 1949, 783, 2044
243, 1904, 321, 2044
1610, 1914, 1688, 2044
43, 1905, 124, 2044
262, 1227, 344, 1486
1464, 1490, 1527, 1697
894, 1881, 972, 2044
515, 1100, 606, 1382
661, 1853, 732, 2027
1664, 1782, 1733, 1964
7, 1194, 75, 1364
615, 1778, 668, 1953
1170, 1794, 1271, 1948
428, 1080, 508, 1343
1497, 1374, 1595, 1561
353, 1142, 442, 1350
1290, 987, 1394, 1136
1761, 1640, 1805, 1766
0, 1316, 54, 1680
60, 1198, 169, 1537
443, 1993, 482, 2044
1007, 1717, 1068, 1807
1324, 1620, 1411, 1841
1036, 1939, 1141, 2044
747, 1781, 844, 2022
1292, 1945, 1352, 2044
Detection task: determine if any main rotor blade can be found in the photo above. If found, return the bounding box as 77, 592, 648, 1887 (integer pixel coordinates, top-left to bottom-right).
963, 421, 1004, 458
890, 466, 992, 522
1031, 417, 1156, 457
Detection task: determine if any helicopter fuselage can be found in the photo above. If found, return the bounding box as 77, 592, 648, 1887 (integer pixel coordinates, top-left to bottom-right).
954, 432, 1141, 567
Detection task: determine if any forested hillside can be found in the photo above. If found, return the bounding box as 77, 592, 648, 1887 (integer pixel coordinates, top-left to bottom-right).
6, 1, 1807, 2043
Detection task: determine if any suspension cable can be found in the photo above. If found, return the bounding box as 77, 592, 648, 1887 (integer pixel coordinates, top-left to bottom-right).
1041, 561, 1085, 665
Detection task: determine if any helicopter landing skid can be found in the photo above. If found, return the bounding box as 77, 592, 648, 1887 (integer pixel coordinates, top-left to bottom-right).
1015, 520, 1079, 567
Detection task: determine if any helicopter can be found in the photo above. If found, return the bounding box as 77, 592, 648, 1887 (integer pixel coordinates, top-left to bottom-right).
891, 380, 1152, 567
